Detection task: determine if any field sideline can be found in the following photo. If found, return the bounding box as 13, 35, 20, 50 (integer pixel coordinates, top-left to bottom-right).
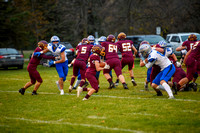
0, 59, 200, 133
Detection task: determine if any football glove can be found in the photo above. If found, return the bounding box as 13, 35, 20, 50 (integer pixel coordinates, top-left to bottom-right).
104, 64, 110, 69
49, 60, 55, 66
175, 61, 181, 67
68, 64, 72, 67
34, 52, 41, 57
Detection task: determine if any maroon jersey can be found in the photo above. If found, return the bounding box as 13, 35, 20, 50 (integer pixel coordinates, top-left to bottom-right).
101, 41, 119, 60
76, 44, 93, 62
27, 47, 55, 84
188, 41, 200, 60
182, 40, 196, 52
86, 53, 100, 75
117, 40, 134, 58
28, 47, 55, 70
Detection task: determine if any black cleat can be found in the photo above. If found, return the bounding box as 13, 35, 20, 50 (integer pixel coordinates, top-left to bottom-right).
157, 91, 163, 96
108, 82, 115, 89
19, 88, 25, 95
123, 83, 129, 89
172, 82, 178, 95
32, 91, 38, 95
192, 83, 197, 92
131, 79, 137, 86
115, 82, 119, 86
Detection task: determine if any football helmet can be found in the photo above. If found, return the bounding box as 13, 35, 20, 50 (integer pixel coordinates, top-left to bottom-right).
38, 40, 48, 50
158, 40, 167, 48
188, 34, 197, 41
92, 45, 105, 56
140, 41, 150, 46
107, 34, 116, 43
87, 35, 95, 41
51, 35, 60, 47
82, 38, 89, 45
98, 36, 107, 42
139, 44, 152, 58
117, 32, 126, 40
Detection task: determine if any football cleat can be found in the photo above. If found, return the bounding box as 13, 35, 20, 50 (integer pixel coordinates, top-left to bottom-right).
131, 79, 137, 86
60, 89, 64, 95
168, 96, 175, 99
157, 91, 163, 96
82, 98, 88, 101
68, 85, 73, 93
32, 91, 38, 95
77, 86, 83, 97
108, 82, 115, 89
115, 81, 119, 86
192, 83, 197, 92
144, 82, 149, 91
56, 81, 61, 91
19, 88, 25, 95
123, 83, 129, 89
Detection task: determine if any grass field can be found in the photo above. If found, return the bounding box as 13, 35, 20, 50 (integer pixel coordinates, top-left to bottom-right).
0, 58, 200, 133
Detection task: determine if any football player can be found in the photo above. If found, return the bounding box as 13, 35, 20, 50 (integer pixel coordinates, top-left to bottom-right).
176, 34, 198, 85
101, 34, 128, 89
68, 38, 93, 94
177, 41, 200, 91
139, 43, 176, 99
115, 32, 138, 86
19, 40, 56, 95
33, 36, 68, 95
87, 35, 95, 45
77, 45, 110, 100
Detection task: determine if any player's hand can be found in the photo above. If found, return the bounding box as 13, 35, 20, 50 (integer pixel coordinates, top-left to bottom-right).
34, 52, 41, 57
104, 64, 110, 69
68, 64, 72, 67
49, 60, 55, 66
175, 61, 181, 67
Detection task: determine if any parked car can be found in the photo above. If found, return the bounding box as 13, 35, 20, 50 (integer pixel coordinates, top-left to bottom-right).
126, 35, 170, 52
0, 48, 24, 69
166, 32, 200, 56
30, 42, 75, 66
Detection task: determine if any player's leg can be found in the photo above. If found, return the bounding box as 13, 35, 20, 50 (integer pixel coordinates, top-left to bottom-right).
19, 70, 35, 95
32, 70, 43, 95
55, 63, 66, 95
160, 64, 176, 98
128, 59, 137, 86
69, 61, 79, 92
114, 65, 128, 89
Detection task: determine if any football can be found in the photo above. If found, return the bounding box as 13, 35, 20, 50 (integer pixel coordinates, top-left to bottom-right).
99, 62, 106, 67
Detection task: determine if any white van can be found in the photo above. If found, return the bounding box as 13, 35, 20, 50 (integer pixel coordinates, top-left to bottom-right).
166, 33, 200, 56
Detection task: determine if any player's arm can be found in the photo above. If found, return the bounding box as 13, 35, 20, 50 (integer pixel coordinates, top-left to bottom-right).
132, 45, 138, 57
176, 46, 186, 51
34, 48, 49, 57
155, 48, 164, 53
95, 61, 104, 71
183, 49, 191, 64
144, 58, 156, 68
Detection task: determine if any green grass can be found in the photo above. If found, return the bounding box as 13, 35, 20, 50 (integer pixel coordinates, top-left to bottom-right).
0, 60, 200, 133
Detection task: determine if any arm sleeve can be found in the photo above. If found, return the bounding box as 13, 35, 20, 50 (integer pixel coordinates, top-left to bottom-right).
40, 54, 55, 60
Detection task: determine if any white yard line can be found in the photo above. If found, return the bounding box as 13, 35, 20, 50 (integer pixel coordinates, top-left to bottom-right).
4, 117, 144, 133
0, 90, 199, 102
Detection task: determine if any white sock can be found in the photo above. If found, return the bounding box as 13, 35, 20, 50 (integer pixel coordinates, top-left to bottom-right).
74, 80, 81, 88
162, 82, 173, 97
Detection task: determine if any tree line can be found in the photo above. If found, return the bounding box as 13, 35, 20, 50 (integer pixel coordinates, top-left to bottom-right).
0, 0, 200, 49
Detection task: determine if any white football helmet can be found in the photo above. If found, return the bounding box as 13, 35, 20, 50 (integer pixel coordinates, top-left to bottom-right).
51, 35, 60, 47
158, 40, 167, 48
139, 44, 152, 58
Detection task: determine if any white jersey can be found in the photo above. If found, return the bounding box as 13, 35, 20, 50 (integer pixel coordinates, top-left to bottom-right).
148, 50, 172, 71
48, 43, 68, 61
163, 47, 173, 57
